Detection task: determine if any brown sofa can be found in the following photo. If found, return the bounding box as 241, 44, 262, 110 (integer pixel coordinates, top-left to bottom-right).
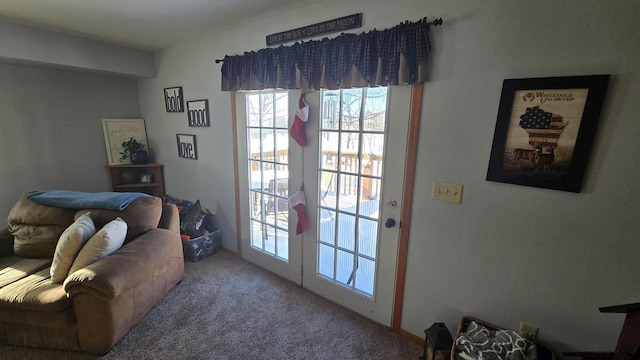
0, 194, 184, 354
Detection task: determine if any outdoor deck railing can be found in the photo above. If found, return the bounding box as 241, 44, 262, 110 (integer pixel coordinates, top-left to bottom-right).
250, 150, 382, 200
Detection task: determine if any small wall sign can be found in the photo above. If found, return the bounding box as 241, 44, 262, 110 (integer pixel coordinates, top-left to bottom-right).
266, 13, 362, 46
177, 134, 197, 160
187, 99, 210, 127
164, 86, 184, 112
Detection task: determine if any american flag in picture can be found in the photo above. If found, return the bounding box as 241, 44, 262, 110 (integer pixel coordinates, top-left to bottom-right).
519, 106, 567, 147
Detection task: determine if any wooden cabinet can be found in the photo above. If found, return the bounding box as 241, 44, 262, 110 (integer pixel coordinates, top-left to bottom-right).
107, 163, 165, 196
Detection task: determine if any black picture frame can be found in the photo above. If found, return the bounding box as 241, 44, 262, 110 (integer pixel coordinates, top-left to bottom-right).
187, 99, 210, 127
164, 86, 184, 112
486, 75, 609, 192
176, 134, 197, 160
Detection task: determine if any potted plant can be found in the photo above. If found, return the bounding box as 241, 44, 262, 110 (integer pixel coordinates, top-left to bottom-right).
120, 137, 149, 164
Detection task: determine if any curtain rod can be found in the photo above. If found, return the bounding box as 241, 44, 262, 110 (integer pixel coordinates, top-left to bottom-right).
214, 17, 443, 64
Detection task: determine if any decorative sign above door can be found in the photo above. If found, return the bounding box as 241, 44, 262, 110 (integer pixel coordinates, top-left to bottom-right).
266, 13, 362, 46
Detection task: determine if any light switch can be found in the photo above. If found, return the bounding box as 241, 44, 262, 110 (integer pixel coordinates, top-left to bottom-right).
432, 181, 463, 204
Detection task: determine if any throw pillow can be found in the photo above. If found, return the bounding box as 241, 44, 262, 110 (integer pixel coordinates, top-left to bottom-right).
50, 212, 96, 283
68, 217, 127, 275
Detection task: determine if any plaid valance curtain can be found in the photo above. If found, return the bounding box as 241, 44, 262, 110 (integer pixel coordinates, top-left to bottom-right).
221, 18, 434, 91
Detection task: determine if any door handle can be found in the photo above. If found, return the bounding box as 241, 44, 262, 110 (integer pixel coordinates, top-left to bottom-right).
384, 218, 396, 228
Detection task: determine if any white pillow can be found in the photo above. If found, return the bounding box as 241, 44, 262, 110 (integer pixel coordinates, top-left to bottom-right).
50, 212, 96, 283
68, 217, 127, 275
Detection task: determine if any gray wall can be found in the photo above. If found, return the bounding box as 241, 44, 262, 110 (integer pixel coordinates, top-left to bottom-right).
0, 63, 141, 220
402, 1, 639, 353
138, 0, 640, 355
0, 19, 156, 79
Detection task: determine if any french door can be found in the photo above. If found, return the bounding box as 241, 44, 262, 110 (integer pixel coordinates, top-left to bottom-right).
236, 85, 411, 326
237, 91, 302, 282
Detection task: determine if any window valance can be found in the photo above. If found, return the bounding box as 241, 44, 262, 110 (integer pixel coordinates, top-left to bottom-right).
220, 18, 437, 91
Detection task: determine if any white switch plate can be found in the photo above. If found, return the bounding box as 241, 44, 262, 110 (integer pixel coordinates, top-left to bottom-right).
432, 181, 463, 204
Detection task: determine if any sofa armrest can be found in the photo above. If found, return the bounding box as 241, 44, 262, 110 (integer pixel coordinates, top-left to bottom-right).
64, 227, 183, 300
0, 227, 14, 257
158, 203, 180, 234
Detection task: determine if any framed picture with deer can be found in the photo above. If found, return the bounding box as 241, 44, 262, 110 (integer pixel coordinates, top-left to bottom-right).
486, 75, 610, 192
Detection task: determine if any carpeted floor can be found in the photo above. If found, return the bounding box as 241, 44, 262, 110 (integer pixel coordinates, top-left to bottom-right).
0, 251, 422, 359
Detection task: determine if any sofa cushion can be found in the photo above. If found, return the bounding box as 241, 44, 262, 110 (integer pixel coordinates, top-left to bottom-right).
68, 218, 127, 275
0, 258, 71, 312
0, 256, 51, 288
74, 196, 161, 243
0, 305, 76, 328
50, 212, 96, 284
8, 195, 75, 258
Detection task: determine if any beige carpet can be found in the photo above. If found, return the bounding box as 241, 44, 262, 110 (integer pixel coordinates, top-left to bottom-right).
0, 251, 422, 359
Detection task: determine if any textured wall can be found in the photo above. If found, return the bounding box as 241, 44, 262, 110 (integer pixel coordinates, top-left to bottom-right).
0, 63, 141, 220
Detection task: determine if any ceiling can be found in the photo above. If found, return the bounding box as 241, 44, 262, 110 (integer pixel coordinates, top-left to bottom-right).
0, 0, 303, 50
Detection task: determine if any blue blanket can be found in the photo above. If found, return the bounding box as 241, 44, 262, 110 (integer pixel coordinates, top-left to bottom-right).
26, 190, 150, 211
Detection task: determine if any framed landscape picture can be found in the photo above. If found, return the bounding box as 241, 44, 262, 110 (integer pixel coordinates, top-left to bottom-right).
486, 75, 610, 192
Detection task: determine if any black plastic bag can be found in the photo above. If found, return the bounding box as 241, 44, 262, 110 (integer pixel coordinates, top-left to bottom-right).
180, 200, 207, 238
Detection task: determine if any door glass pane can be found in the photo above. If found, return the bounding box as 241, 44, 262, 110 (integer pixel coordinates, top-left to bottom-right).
264, 195, 275, 225
336, 249, 354, 286
246, 91, 289, 262
340, 132, 359, 174
248, 96, 261, 127
316, 88, 388, 298
262, 93, 274, 126
338, 174, 358, 214
336, 213, 355, 251
321, 91, 340, 130
247, 129, 260, 155
249, 161, 261, 190
358, 218, 378, 258
361, 134, 384, 175
359, 177, 380, 219
363, 87, 387, 132
276, 228, 289, 261
319, 171, 336, 210
261, 129, 274, 160
318, 244, 335, 278
319, 212, 336, 245
274, 164, 288, 197
275, 129, 289, 164
355, 257, 375, 296
264, 227, 276, 255
320, 132, 339, 169
341, 89, 362, 131
275, 93, 289, 128
249, 190, 261, 220
251, 220, 263, 248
